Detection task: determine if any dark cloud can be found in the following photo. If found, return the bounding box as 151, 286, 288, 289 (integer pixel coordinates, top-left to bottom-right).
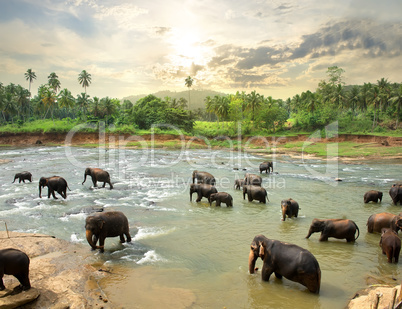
153, 27, 171, 36
190, 62, 204, 76
207, 19, 402, 88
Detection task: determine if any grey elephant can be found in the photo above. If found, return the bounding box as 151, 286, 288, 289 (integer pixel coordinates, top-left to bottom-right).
306, 219, 360, 242
192, 170, 216, 185
82, 167, 113, 189
85, 211, 131, 253
244, 173, 262, 186
39, 176, 70, 199
363, 190, 383, 203
234, 179, 245, 190
281, 198, 299, 221
0, 248, 31, 291
12, 171, 32, 183
389, 184, 402, 205
259, 161, 273, 174
190, 183, 218, 202
248, 235, 321, 293
243, 185, 268, 204
208, 192, 233, 207
380, 228, 401, 263
367, 212, 402, 233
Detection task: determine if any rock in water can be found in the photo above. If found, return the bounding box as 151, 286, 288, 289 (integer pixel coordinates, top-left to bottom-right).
0, 286, 40, 309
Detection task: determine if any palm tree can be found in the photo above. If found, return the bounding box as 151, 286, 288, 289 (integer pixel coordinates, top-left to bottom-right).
78, 70, 92, 94
15, 85, 30, 121
48, 72, 61, 93
58, 88, 75, 117
41, 87, 57, 120
184, 76, 193, 109
101, 97, 117, 124
245, 90, 262, 122
24, 69, 36, 98
389, 84, 402, 128
76, 93, 90, 119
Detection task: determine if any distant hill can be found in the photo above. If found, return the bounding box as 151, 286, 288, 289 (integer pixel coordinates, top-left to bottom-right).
122, 89, 227, 110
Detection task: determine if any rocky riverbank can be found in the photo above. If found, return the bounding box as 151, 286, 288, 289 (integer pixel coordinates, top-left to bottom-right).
0, 231, 113, 309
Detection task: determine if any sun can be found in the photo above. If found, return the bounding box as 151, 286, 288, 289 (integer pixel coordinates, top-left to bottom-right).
168, 29, 210, 68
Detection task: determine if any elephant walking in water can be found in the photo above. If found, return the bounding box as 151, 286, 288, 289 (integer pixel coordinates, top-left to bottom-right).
85, 211, 131, 253
389, 184, 402, 205
39, 176, 70, 199
82, 167, 113, 189
190, 183, 217, 202
259, 161, 273, 174
12, 171, 32, 183
192, 170, 216, 185
363, 190, 383, 203
248, 235, 321, 293
380, 228, 401, 263
306, 219, 359, 242
281, 198, 299, 221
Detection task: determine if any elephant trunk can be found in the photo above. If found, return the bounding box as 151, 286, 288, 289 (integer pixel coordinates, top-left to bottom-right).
305, 228, 313, 239
82, 174, 87, 185
12, 176, 17, 183
39, 185, 42, 198
190, 191, 193, 202
248, 249, 258, 274
281, 209, 286, 221
85, 230, 103, 250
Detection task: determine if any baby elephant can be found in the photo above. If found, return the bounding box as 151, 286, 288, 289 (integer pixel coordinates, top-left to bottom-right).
281, 198, 299, 221
12, 171, 32, 183
0, 248, 31, 291
208, 192, 233, 207
306, 219, 360, 242
364, 190, 383, 203
380, 228, 401, 263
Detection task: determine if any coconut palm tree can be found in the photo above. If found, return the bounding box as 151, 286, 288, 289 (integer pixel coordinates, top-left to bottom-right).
184, 76, 193, 109
245, 90, 262, 122
58, 88, 75, 117
41, 86, 57, 121
76, 93, 90, 119
48, 72, 61, 93
24, 69, 36, 98
389, 84, 402, 128
78, 70, 92, 94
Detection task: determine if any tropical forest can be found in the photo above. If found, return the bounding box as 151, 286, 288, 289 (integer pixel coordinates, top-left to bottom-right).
0, 66, 401, 137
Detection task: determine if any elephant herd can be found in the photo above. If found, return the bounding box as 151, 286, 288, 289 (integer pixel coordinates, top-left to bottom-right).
6, 162, 402, 296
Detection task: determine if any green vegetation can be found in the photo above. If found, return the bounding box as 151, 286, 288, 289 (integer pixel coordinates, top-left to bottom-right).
0, 66, 401, 140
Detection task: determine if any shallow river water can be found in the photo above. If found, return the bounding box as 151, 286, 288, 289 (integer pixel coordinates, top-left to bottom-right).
0, 145, 401, 308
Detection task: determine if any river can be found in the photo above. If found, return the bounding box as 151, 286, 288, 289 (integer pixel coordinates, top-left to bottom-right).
0, 145, 401, 308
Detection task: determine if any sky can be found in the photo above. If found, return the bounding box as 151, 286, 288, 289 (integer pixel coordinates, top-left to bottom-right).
0, 0, 401, 101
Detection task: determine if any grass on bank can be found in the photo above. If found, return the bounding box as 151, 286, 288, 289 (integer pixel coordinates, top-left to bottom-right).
283, 141, 401, 157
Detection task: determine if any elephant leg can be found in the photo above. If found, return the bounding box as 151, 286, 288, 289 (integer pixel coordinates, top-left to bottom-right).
50, 189, 58, 199
108, 182, 113, 190
120, 234, 125, 243
102, 182, 106, 188
125, 232, 131, 242
58, 189, 67, 199
196, 193, 202, 202
261, 265, 274, 282
319, 234, 328, 241
216, 200, 221, 207
0, 277, 5, 291
274, 272, 283, 279
98, 237, 105, 253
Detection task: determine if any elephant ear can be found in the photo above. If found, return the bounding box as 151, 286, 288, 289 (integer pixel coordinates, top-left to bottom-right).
98, 219, 105, 229
259, 243, 265, 258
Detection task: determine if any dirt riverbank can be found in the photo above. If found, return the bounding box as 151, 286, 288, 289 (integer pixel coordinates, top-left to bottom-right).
0, 231, 113, 309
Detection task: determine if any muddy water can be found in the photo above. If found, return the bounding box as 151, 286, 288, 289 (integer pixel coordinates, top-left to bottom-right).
0, 146, 401, 308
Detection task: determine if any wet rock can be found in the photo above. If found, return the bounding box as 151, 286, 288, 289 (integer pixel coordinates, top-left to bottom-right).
0, 286, 40, 309
64, 206, 104, 216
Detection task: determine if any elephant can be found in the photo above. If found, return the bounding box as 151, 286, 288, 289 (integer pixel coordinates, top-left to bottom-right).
259, 161, 273, 174
389, 184, 402, 205
248, 235, 321, 294
12, 171, 32, 183
243, 185, 268, 204
190, 183, 217, 202
39, 176, 70, 199
0, 248, 31, 291
281, 198, 299, 221
82, 167, 113, 189
85, 211, 131, 253
244, 173, 262, 186
367, 212, 402, 233
208, 192, 233, 207
380, 228, 401, 263
192, 170, 216, 185
363, 190, 383, 203
306, 219, 360, 242
234, 179, 245, 190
